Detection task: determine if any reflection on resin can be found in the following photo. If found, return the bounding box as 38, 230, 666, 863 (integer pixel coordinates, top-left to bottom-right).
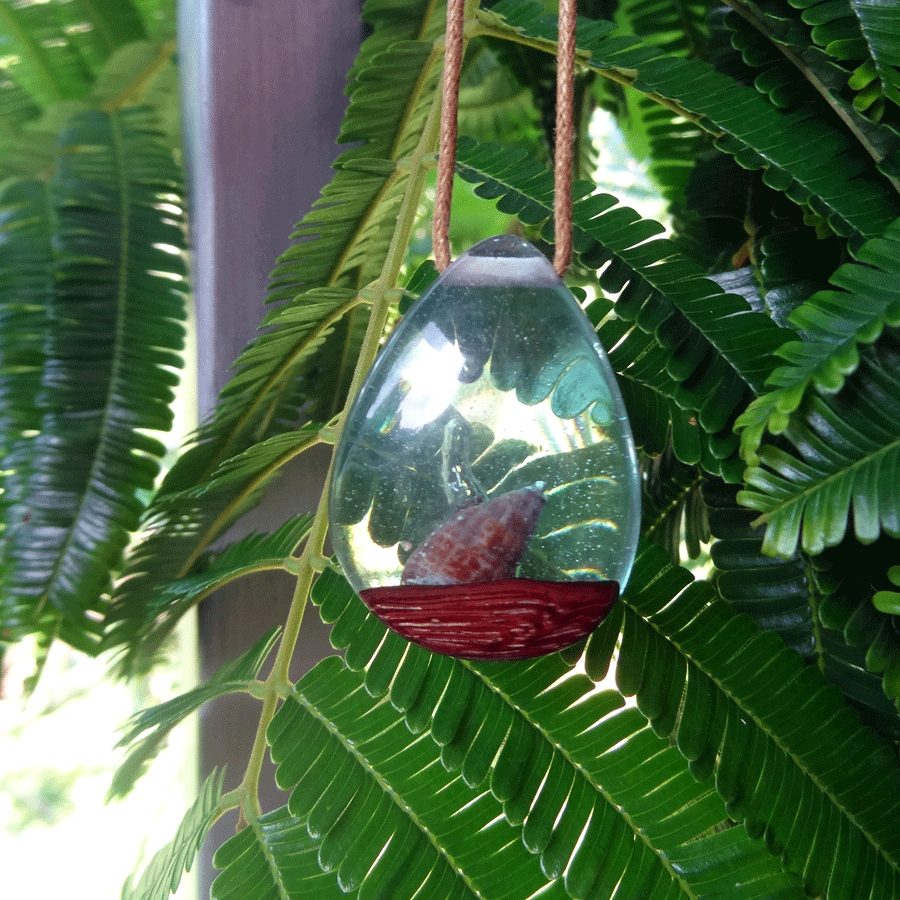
329, 235, 640, 659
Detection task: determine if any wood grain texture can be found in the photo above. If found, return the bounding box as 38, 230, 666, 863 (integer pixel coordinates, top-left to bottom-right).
363, 579, 620, 660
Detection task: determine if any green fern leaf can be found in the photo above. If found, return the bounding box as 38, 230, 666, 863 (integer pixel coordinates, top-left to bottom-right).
610, 0, 713, 207
458, 43, 541, 147
705, 480, 816, 658
129, 0, 176, 34
811, 539, 900, 722
122, 769, 225, 900
0, 107, 187, 657
457, 137, 791, 393
739, 331, 900, 556
106, 428, 320, 672
705, 479, 900, 737
306, 567, 808, 900
0, 179, 52, 453
89, 40, 180, 146
0, 179, 57, 647
738, 217, 900, 463
481, 0, 900, 239
210, 807, 350, 900
155, 514, 312, 608
455, 135, 792, 478
0, 0, 94, 102
793, 0, 900, 107
265, 649, 805, 900
594, 306, 706, 466
0, 65, 40, 130
51, 0, 147, 72
267, 656, 569, 900
595, 543, 900, 899
110, 631, 279, 799
874, 565, 900, 615
643, 448, 708, 562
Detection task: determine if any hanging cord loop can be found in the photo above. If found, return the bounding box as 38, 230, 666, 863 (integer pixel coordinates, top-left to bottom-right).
553, 0, 577, 276
432, 0, 466, 272
432, 0, 577, 276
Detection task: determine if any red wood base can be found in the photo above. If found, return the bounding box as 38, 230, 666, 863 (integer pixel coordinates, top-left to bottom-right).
360, 579, 619, 661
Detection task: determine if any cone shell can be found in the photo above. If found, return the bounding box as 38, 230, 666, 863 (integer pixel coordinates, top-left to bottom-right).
400, 484, 546, 586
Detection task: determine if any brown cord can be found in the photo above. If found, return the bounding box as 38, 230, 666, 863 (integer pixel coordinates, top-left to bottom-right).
432, 0, 577, 276
433, 0, 466, 272
553, 0, 577, 276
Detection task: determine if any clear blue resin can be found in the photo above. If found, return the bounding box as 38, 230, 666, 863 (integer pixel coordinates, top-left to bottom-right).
330, 235, 641, 595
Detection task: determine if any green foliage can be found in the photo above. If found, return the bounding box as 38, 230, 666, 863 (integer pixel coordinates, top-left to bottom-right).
123, 769, 226, 900
0, 0, 183, 670
211, 807, 352, 900
454, 135, 792, 480
225, 576, 810, 900
0, 106, 187, 658
642, 447, 708, 562
106, 429, 321, 673
111, 631, 279, 799
811, 537, 900, 717
4, 0, 900, 898
738, 330, 900, 556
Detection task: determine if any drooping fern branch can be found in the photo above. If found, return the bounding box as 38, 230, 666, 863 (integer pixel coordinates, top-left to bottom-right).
2, 0, 898, 898
0, 106, 188, 657
105, 0, 454, 668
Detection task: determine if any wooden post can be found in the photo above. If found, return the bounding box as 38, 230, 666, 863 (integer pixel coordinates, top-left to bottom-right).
177, 1, 361, 894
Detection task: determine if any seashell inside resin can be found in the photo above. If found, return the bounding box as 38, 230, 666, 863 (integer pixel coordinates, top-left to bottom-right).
400, 484, 546, 586
329, 235, 640, 660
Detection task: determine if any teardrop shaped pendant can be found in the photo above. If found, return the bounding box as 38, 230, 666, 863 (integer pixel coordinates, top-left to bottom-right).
330, 236, 640, 660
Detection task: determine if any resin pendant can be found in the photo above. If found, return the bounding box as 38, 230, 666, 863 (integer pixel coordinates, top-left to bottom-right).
329, 235, 640, 660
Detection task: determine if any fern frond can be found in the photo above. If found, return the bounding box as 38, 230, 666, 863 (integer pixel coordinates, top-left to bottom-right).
267, 657, 568, 900
624, 0, 712, 59
739, 330, 900, 556
50, 0, 147, 72
458, 43, 541, 146
210, 807, 350, 900
154, 514, 312, 608
106, 428, 320, 673
811, 538, 900, 721
738, 217, 900, 462
304, 567, 809, 900
585, 543, 900, 899
129, 0, 176, 35
642, 448, 708, 562
89, 40, 180, 143
0, 0, 93, 102
111, 631, 279, 799
705, 479, 900, 738
479, 0, 900, 239
122, 769, 226, 900
705, 479, 816, 658
790, 0, 900, 111
0, 179, 52, 454
0, 107, 187, 657
455, 135, 792, 479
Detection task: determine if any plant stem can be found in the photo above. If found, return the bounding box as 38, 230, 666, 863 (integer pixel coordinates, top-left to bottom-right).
471, 14, 704, 129
234, 19, 455, 820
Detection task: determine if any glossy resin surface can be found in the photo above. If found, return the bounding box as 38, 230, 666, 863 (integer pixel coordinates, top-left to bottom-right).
329, 235, 640, 659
